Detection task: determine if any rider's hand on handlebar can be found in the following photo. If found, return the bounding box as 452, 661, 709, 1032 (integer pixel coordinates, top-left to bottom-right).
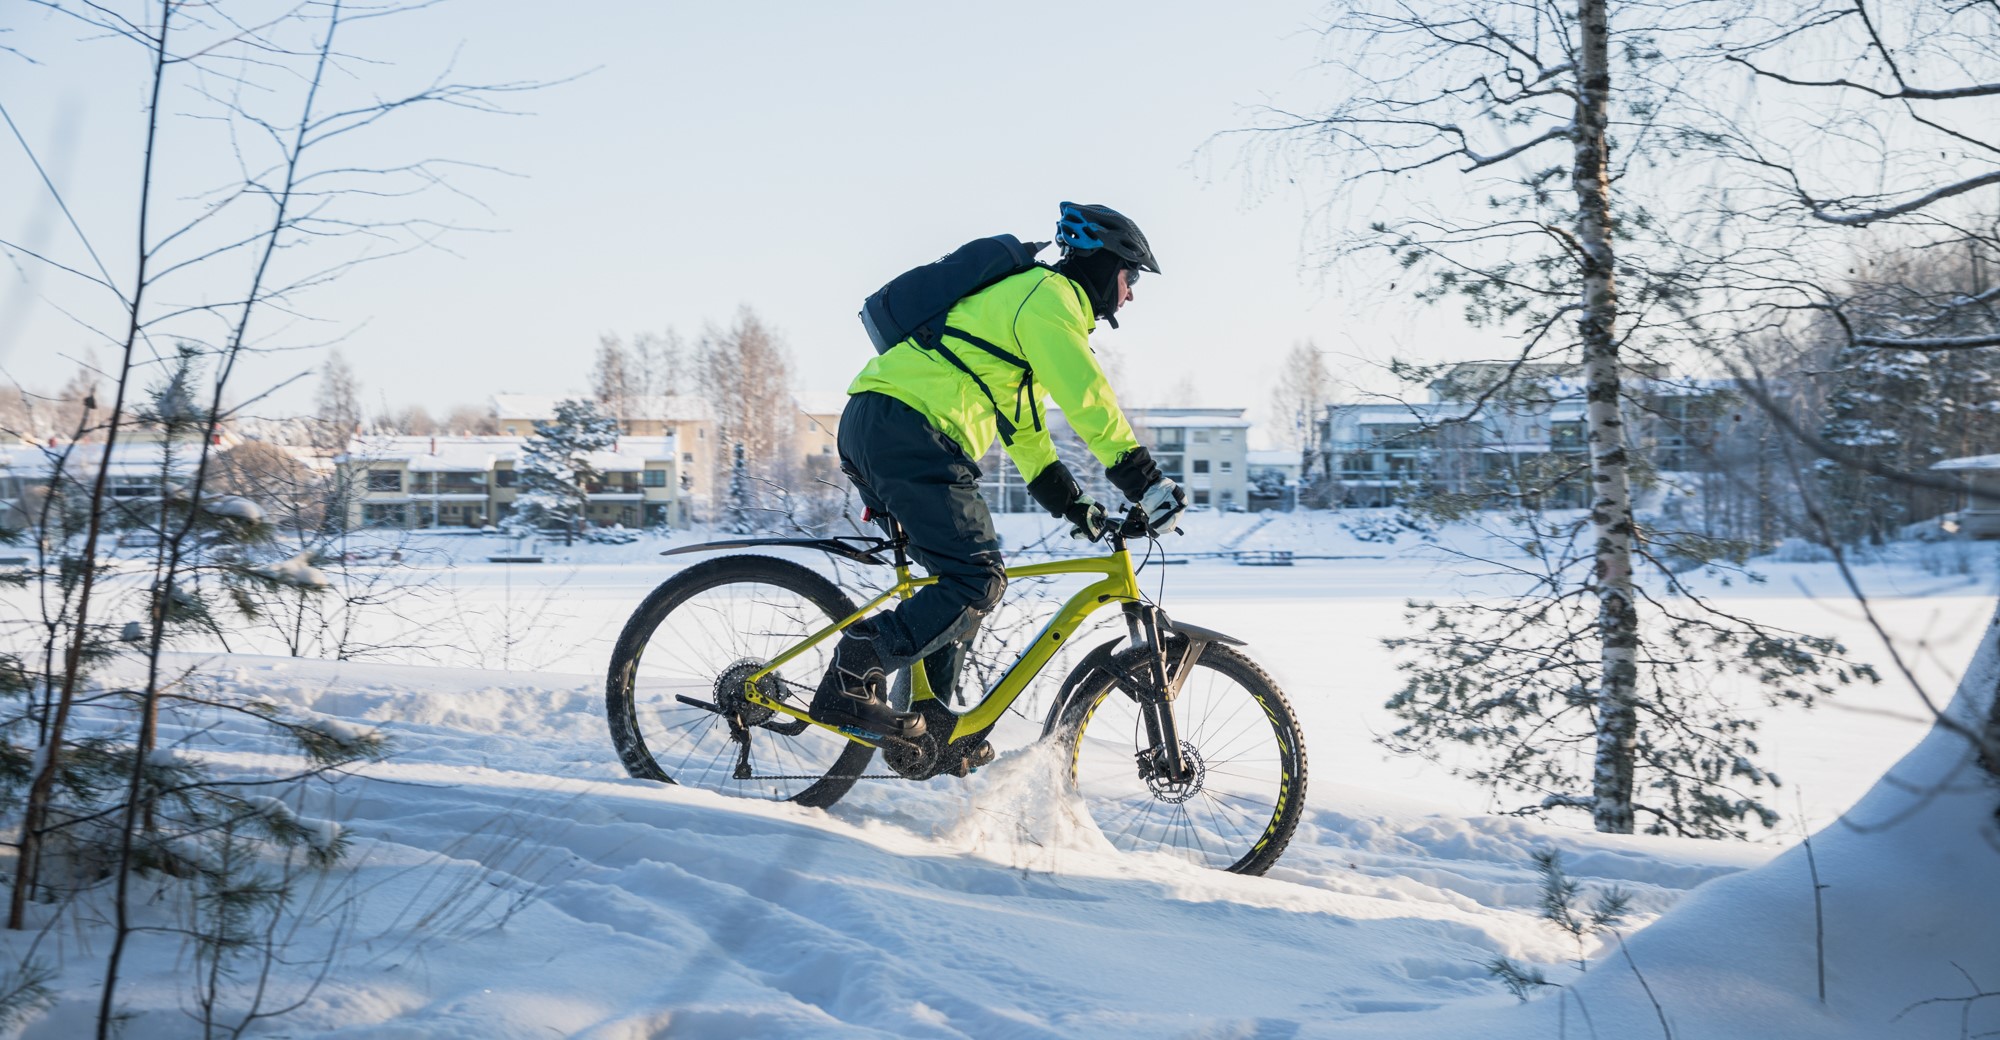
1062, 494, 1109, 542
1137, 477, 1187, 536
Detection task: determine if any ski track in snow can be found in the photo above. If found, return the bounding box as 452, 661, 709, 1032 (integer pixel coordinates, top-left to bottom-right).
6, 515, 1995, 1038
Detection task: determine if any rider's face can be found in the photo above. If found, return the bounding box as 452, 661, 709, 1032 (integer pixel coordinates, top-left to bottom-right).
1116, 267, 1138, 308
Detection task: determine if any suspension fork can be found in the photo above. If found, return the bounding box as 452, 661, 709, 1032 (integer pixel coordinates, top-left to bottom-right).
1123, 603, 1199, 785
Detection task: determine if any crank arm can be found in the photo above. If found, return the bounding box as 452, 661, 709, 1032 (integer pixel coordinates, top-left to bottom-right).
676, 694, 725, 714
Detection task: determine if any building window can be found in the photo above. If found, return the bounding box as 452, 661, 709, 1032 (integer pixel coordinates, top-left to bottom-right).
1194, 489, 1210, 506
642, 469, 667, 487
1193, 459, 1210, 474
494, 469, 516, 488
1221, 490, 1234, 505
108, 475, 156, 498
1154, 428, 1185, 451
1220, 461, 1233, 473
362, 503, 407, 527
1220, 430, 1235, 443
1193, 430, 1210, 444
367, 469, 402, 493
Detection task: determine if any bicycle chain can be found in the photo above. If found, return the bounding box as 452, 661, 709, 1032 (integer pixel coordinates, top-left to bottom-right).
738, 675, 908, 781
749, 772, 905, 781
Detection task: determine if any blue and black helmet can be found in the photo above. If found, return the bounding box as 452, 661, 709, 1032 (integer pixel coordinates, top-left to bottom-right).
1057, 202, 1161, 275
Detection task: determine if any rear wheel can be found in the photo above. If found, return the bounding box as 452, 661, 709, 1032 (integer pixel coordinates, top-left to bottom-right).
1051, 641, 1306, 875
606, 555, 874, 807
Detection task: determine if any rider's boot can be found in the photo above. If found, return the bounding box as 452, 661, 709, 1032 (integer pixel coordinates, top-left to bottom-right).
809, 635, 926, 740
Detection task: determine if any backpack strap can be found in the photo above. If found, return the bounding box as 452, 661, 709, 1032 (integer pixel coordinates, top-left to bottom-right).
913, 323, 1043, 446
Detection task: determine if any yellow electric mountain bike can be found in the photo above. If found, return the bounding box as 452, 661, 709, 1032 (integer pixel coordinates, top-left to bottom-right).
605, 508, 1307, 875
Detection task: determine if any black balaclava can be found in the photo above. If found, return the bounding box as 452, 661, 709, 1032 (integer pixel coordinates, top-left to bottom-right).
1053, 248, 1126, 328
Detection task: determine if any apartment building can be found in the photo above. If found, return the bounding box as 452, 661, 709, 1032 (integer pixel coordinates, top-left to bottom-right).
337, 435, 686, 530
1245, 450, 1301, 512
491, 394, 715, 511
1318, 363, 1721, 509
1131, 407, 1251, 511
0, 429, 251, 530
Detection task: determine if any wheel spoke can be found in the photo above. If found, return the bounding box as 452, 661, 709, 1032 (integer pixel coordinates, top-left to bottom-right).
1062, 646, 1303, 874
609, 561, 871, 803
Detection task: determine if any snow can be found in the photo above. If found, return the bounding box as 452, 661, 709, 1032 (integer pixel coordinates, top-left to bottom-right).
0, 516, 1992, 1036
206, 494, 266, 523
255, 552, 330, 587
1935, 453, 2000, 471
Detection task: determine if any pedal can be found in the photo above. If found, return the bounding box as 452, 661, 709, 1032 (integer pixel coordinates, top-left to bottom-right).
950, 740, 996, 777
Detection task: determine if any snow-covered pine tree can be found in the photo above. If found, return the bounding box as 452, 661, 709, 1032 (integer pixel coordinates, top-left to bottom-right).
1815, 343, 1934, 544
1814, 251, 2000, 544
722, 442, 755, 535
508, 398, 620, 546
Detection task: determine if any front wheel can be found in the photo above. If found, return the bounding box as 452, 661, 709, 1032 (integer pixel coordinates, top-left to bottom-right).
606, 555, 874, 807
1049, 641, 1307, 875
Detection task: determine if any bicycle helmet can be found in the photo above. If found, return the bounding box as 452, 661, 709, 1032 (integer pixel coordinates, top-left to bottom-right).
1056, 201, 1161, 274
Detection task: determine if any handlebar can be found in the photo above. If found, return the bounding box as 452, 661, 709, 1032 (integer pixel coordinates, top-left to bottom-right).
1105, 505, 1179, 547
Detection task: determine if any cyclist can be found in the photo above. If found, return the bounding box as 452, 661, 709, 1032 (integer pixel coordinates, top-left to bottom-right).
812, 202, 1187, 740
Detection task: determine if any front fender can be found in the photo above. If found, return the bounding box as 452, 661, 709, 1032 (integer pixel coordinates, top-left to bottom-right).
1038, 636, 1125, 739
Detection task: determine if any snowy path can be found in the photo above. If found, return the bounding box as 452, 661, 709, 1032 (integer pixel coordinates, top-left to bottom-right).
8, 526, 1995, 1037
24, 654, 1773, 1039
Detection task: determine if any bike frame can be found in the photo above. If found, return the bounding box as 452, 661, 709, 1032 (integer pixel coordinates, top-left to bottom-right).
742, 549, 1145, 747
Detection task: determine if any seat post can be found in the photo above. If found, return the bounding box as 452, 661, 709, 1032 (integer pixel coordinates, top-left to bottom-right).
864, 506, 914, 570
887, 516, 912, 570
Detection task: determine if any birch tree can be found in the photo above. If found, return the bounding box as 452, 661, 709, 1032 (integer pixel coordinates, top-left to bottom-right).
1270, 341, 1334, 507
1255, 0, 1872, 836
698, 307, 796, 492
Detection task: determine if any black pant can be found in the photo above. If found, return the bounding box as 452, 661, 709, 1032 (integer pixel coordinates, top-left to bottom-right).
838, 392, 1006, 698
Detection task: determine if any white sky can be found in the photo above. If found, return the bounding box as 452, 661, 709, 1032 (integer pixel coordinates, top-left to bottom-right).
0, 1, 1488, 445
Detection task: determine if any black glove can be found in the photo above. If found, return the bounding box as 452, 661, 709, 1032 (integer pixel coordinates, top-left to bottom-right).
1105, 446, 1163, 503
1027, 461, 1084, 518
1063, 495, 1108, 542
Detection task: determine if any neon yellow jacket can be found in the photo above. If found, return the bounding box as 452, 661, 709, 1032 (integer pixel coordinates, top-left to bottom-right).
848, 268, 1140, 485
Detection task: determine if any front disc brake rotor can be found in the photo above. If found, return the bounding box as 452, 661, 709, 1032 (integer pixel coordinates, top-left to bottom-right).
1141, 740, 1206, 804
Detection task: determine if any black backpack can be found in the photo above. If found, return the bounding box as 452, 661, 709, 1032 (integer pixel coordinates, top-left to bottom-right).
859, 234, 1051, 443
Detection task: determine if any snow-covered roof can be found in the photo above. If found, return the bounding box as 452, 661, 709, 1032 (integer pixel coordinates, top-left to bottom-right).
1246, 450, 1301, 468
1933, 454, 2000, 472
490, 393, 713, 423
1134, 414, 1252, 429
0, 441, 203, 478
